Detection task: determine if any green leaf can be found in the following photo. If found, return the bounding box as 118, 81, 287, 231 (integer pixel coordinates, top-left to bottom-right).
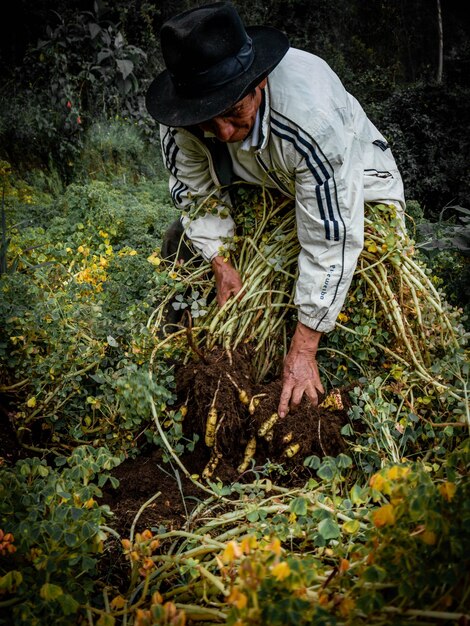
37, 465, 49, 477
363, 565, 387, 583
289, 496, 308, 516
0, 570, 23, 593
350, 483, 368, 505
340, 423, 354, 436
107, 335, 119, 347
65, 532, 78, 547
318, 517, 340, 540
70, 507, 84, 521
81, 555, 97, 572
336, 453, 353, 469
40, 583, 63, 600
96, 614, 116, 626
342, 519, 360, 534
109, 476, 119, 489
317, 462, 335, 481
57, 593, 80, 615
303, 454, 321, 469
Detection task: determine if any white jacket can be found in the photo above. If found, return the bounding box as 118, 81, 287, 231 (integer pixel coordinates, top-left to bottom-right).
160, 48, 405, 333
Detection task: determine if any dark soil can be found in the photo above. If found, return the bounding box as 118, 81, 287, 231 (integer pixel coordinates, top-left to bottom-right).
175, 345, 351, 485
0, 396, 27, 465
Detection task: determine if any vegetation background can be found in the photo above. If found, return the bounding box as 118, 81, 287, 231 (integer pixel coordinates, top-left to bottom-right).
0, 1, 469, 625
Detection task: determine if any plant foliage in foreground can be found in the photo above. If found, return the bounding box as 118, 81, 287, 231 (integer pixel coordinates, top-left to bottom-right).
0, 446, 122, 626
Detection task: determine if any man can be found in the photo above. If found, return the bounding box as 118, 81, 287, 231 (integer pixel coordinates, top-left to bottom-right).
145, 2, 405, 419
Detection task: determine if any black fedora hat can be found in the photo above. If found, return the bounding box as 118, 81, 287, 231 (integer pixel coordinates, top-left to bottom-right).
146, 2, 289, 127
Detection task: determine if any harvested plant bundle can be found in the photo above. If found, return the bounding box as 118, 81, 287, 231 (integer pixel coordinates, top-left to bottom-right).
150, 191, 465, 389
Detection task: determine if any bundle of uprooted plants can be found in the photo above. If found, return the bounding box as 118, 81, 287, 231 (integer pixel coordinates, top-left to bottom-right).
147, 187, 468, 479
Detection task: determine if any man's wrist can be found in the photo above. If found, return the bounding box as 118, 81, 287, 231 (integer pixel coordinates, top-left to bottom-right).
211, 255, 227, 268
211, 255, 230, 277
291, 321, 322, 355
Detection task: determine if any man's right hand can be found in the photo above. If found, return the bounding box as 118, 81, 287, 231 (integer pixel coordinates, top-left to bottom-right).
211, 256, 243, 307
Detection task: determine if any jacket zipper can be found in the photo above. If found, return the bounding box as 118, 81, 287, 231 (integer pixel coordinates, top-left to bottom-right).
255, 154, 294, 197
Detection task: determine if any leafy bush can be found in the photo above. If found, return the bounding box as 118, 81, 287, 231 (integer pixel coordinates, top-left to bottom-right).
367, 83, 470, 219
0, 1, 159, 180
353, 444, 470, 616
414, 204, 470, 325
0, 446, 122, 626
0, 165, 189, 457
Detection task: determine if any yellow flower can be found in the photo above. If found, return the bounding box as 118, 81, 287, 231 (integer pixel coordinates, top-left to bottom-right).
369, 472, 390, 495
240, 536, 258, 555
439, 481, 457, 502
337, 312, 349, 323
26, 397, 37, 408
110, 595, 126, 609
421, 530, 437, 545
339, 596, 355, 618
372, 503, 396, 527
271, 561, 291, 581
386, 465, 410, 481
264, 537, 282, 557
147, 251, 161, 266
151, 591, 163, 605
227, 587, 248, 610
222, 540, 242, 564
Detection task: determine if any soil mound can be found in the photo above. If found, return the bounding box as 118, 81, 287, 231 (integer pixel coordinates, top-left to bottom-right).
175, 346, 352, 484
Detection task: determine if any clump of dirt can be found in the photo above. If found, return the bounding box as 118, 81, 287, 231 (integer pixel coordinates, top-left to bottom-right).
175, 346, 352, 484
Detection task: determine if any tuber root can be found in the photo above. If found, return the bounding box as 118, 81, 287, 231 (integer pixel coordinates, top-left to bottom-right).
237, 437, 257, 473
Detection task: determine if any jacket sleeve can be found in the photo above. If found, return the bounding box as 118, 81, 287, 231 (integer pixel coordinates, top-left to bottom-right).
286, 117, 365, 333
160, 125, 235, 261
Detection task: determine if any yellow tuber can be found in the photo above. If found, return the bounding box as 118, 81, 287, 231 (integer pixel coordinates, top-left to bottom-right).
237, 437, 257, 473
282, 432, 293, 444
205, 406, 218, 447
258, 412, 279, 437
205, 379, 221, 448
248, 392, 267, 415
202, 449, 223, 479
239, 389, 250, 405
283, 443, 300, 458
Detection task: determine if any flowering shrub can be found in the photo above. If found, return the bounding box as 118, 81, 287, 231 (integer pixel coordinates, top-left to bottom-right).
0, 166, 189, 457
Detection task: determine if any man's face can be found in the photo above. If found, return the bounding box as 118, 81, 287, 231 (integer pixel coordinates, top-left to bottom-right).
198, 79, 267, 143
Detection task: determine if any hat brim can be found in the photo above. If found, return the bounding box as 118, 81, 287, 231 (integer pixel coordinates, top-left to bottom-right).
145, 25, 289, 127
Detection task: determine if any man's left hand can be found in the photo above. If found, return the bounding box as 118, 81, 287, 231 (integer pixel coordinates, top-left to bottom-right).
278, 322, 324, 417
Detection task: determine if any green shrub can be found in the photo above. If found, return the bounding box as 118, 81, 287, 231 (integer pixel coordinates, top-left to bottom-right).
0, 172, 184, 456
0, 446, 122, 626
367, 83, 470, 219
